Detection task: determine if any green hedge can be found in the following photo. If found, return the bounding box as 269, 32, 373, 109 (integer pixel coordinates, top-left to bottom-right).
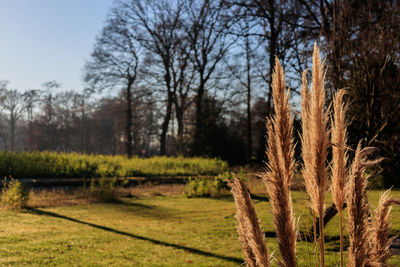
0, 151, 228, 179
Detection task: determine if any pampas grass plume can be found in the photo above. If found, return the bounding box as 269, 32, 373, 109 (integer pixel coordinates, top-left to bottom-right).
229, 177, 270, 267
228, 43, 398, 267
264, 58, 297, 267
370, 190, 400, 266
331, 89, 348, 212
331, 89, 348, 267
346, 142, 383, 266
301, 43, 330, 266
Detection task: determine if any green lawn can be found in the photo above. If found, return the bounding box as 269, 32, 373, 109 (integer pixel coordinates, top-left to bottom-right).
0, 191, 399, 266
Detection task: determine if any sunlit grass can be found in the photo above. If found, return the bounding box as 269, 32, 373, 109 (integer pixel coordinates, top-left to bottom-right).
0, 151, 228, 178
0, 190, 399, 266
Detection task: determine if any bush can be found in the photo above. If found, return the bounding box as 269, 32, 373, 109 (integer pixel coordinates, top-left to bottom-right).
0, 151, 228, 179
184, 178, 211, 197
184, 172, 233, 197
1, 177, 28, 209
368, 174, 385, 189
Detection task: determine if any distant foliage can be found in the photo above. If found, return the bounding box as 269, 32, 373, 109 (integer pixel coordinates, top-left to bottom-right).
184, 172, 240, 197
184, 178, 213, 197
368, 174, 385, 190
0, 151, 228, 179
1, 177, 28, 209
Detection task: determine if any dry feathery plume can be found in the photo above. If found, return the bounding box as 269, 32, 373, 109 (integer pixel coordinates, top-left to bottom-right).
331, 89, 348, 212
237, 220, 258, 267
301, 68, 319, 266
300, 69, 311, 165
370, 190, 400, 266
229, 177, 270, 267
331, 89, 348, 267
346, 142, 384, 267
264, 58, 297, 267
301, 43, 330, 266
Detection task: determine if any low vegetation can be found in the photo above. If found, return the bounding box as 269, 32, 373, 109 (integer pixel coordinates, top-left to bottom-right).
0, 151, 228, 178
183, 172, 240, 198
0, 177, 28, 209
0, 192, 399, 266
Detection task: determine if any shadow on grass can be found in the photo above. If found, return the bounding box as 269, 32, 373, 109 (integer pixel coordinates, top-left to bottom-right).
111, 200, 156, 209
94, 200, 178, 221
265, 230, 343, 243
189, 194, 268, 202
250, 193, 269, 202
26, 207, 242, 264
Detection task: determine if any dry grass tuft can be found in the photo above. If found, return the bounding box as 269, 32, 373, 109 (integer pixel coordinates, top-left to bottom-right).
302, 43, 330, 215
301, 43, 330, 266
346, 142, 383, 267
229, 177, 270, 267
331, 89, 348, 267
370, 191, 400, 266
331, 89, 348, 212
264, 57, 297, 267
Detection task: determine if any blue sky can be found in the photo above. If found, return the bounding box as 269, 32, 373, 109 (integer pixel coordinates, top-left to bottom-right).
0, 0, 112, 91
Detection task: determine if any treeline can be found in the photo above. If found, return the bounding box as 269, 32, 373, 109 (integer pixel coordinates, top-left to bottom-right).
0, 0, 399, 185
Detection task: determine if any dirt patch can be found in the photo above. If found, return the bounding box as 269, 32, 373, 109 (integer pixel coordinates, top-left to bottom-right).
26, 183, 186, 208
120, 183, 185, 198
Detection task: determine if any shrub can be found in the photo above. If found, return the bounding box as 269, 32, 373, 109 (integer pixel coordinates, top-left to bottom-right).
184, 173, 232, 197
369, 174, 385, 189
1, 177, 28, 209
184, 178, 211, 197
0, 151, 228, 179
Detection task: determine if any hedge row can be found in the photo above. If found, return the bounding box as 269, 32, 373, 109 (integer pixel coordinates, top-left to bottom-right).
0, 151, 228, 179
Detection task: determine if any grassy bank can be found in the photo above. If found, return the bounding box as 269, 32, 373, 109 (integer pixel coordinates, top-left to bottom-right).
0, 191, 399, 266
0, 151, 228, 179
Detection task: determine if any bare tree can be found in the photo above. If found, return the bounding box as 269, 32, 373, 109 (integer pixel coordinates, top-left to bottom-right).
295, 0, 400, 185
0, 81, 8, 149
91, 97, 123, 155
119, 0, 192, 155
39, 81, 61, 150
84, 14, 140, 158
72, 90, 93, 153
224, 15, 259, 161
0, 87, 26, 151
185, 0, 236, 154
227, 0, 310, 101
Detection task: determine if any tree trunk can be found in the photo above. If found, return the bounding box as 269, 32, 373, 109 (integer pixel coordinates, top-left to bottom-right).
193, 83, 205, 155
175, 105, 184, 155
266, 0, 277, 116
132, 98, 140, 155
160, 92, 173, 155
10, 116, 15, 151
126, 80, 134, 158
246, 36, 252, 162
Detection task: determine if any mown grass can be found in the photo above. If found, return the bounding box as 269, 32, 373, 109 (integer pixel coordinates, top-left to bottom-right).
0, 151, 228, 178
0, 191, 399, 266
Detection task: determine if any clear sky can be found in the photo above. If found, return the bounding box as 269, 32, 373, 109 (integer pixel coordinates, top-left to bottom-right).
0, 0, 112, 92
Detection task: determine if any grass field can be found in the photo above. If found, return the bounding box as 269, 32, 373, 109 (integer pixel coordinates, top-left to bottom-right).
0, 190, 399, 266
